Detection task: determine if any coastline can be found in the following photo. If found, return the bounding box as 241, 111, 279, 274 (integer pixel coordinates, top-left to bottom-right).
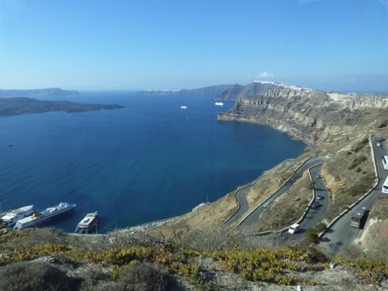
117, 216, 180, 233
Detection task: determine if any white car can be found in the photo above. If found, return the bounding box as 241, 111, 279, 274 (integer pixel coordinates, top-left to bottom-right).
288, 223, 300, 234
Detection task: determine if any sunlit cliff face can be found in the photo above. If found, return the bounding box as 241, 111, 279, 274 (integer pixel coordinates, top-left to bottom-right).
219, 88, 388, 146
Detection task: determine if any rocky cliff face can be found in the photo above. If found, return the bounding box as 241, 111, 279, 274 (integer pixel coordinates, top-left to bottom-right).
214, 81, 285, 101
139, 84, 234, 96
218, 86, 388, 145
138, 81, 287, 101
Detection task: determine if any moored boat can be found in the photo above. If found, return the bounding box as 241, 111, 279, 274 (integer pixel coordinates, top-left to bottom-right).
13, 202, 76, 230
75, 212, 98, 234
1, 205, 34, 226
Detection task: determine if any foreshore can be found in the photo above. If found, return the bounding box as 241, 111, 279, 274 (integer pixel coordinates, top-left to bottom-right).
117, 216, 180, 233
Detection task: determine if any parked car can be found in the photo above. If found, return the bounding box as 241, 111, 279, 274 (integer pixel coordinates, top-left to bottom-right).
316, 194, 324, 200
312, 202, 320, 208
288, 223, 300, 234
377, 142, 382, 147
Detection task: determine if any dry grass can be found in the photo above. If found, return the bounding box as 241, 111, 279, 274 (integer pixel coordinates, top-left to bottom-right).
155, 190, 239, 238
255, 171, 312, 231
247, 160, 296, 206
321, 135, 375, 220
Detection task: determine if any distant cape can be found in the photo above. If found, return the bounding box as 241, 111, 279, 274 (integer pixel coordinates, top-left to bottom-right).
138, 82, 292, 101
0, 88, 80, 98
138, 85, 233, 98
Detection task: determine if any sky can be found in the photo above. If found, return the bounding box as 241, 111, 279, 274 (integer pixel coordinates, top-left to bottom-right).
0, 0, 388, 93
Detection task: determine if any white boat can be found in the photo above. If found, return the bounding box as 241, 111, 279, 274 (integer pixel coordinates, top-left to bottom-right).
215, 102, 224, 106
75, 212, 98, 234
1, 205, 34, 226
180, 105, 188, 109
14, 202, 76, 230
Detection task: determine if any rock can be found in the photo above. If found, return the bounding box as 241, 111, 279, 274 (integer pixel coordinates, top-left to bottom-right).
218, 87, 388, 145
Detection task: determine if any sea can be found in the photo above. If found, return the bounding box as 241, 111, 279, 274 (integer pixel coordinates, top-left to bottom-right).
0, 91, 306, 233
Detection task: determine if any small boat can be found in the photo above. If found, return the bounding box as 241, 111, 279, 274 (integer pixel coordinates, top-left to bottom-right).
214, 102, 224, 106
75, 212, 98, 234
14, 202, 76, 230
1, 205, 34, 226
180, 105, 188, 109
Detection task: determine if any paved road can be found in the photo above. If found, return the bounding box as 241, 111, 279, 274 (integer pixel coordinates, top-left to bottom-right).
320, 135, 388, 253
224, 159, 296, 227
239, 157, 327, 227
282, 164, 330, 242
224, 186, 250, 226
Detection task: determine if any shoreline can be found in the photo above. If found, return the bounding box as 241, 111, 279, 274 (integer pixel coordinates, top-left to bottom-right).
116, 216, 180, 233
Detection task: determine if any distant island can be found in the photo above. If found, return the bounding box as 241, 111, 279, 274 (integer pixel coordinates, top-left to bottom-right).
0, 87, 80, 98
0, 88, 124, 116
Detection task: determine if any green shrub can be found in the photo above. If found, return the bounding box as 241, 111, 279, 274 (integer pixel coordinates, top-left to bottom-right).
352, 138, 369, 153
348, 155, 367, 170
347, 173, 374, 197
305, 228, 319, 244
115, 262, 167, 291
0, 261, 79, 291
315, 223, 327, 233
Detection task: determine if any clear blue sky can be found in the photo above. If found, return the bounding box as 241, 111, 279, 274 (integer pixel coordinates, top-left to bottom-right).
1, 0, 388, 92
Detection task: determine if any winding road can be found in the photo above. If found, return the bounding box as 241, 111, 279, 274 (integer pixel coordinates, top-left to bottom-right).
224, 135, 387, 250
224, 156, 328, 228
320, 135, 387, 253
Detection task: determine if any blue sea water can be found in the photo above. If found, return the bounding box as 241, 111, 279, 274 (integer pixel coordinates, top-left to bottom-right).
0, 92, 305, 233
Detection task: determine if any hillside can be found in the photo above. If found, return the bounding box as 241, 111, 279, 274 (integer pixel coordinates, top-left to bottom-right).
0, 227, 387, 290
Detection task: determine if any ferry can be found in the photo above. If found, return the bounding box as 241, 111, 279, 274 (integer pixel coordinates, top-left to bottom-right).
1, 205, 34, 226
13, 202, 76, 230
75, 212, 98, 234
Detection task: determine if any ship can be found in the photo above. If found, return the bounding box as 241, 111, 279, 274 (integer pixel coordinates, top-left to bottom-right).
1, 205, 34, 226
75, 211, 98, 234
214, 102, 224, 106
13, 202, 76, 230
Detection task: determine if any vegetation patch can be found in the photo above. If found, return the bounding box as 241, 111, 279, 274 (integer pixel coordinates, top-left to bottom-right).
352, 137, 369, 153
322, 135, 374, 220
256, 171, 311, 231
207, 245, 327, 285
348, 155, 367, 170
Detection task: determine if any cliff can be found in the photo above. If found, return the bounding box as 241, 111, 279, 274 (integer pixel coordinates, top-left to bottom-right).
139, 84, 233, 97
214, 81, 286, 101
139, 81, 293, 100
218, 84, 388, 145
